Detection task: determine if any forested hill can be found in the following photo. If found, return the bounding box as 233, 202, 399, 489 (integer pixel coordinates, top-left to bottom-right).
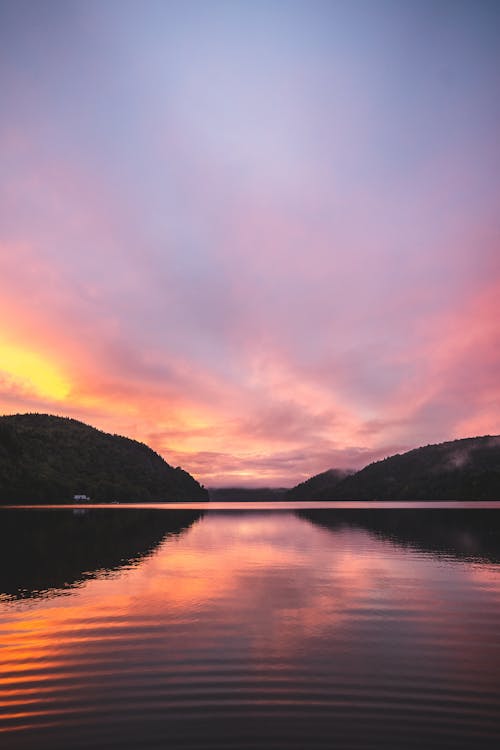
0, 414, 208, 503
285, 469, 353, 500
289, 436, 500, 501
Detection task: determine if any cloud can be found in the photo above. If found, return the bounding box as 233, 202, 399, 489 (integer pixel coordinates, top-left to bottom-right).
0, 2, 499, 486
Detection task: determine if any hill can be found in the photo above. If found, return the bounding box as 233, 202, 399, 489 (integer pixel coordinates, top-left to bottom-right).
0, 413, 208, 503
289, 436, 500, 501
285, 469, 353, 500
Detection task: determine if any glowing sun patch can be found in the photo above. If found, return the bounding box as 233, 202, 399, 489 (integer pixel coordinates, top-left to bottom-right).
0, 340, 70, 401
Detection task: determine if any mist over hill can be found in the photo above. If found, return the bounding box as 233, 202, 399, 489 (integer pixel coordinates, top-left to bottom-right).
288, 436, 500, 501
0, 414, 208, 504
208, 487, 288, 502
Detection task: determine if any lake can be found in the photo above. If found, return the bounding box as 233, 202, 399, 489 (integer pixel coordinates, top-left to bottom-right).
1, 503, 500, 749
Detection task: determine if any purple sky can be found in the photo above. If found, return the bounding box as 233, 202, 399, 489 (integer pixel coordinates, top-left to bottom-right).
0, 0, 499, 486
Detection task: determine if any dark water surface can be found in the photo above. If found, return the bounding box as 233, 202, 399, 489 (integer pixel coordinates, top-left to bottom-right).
1, 504, 500, 749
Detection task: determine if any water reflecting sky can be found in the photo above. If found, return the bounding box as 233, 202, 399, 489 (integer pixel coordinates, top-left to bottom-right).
1, 508, 499, 749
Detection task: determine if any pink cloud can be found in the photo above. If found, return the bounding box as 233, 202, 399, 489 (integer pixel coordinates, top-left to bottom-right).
1, 2, 499, 487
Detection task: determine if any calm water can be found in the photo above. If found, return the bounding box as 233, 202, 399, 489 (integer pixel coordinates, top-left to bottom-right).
1, 504, 500, 749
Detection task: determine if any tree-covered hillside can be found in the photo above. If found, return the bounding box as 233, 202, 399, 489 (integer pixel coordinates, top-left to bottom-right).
285, 469, 353, 500
0, 414, 208, 503
289, 436, 500, 501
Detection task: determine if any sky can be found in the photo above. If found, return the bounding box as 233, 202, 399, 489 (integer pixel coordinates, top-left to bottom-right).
0, 0, 499, 487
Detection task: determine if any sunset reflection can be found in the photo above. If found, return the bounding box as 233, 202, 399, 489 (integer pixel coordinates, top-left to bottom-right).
1, 511, 500, 749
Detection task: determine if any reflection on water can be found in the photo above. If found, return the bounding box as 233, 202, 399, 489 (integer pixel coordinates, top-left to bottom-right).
299, 507, 500, 563
0, 509, 203, 598
1, 508, 500, 749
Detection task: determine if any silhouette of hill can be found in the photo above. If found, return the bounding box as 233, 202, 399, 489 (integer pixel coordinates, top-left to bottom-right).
0, 414, 208, 503
285, 469, 353, 500
290, 436, 500, 500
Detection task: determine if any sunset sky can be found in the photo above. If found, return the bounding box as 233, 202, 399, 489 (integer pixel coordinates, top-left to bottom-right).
1, 0, 499, 487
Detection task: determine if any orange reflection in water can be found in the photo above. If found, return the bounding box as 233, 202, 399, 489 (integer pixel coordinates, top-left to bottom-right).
1, 511, 500, 749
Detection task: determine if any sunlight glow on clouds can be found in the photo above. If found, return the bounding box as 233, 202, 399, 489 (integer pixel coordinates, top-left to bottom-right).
0, 338, 70, 402
0, 1, 499, 486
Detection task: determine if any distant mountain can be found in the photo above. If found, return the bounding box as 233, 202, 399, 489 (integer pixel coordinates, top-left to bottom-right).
290, 436, 500, 501
285, 469, 353, 500
209, 487, 288, 502
0, 413, 208, 503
